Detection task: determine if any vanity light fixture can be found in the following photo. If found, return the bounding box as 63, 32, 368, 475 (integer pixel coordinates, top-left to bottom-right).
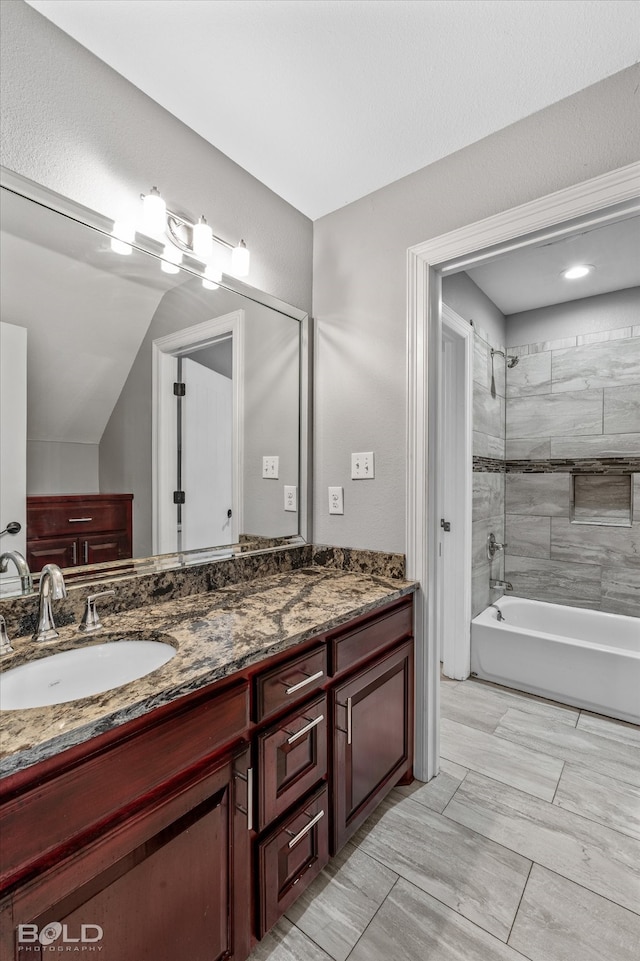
161, 243, 182, 274
202, 261, 222, 290
139, 188, 251, 278
562, 264, 594, 280
110, 220, 135, 255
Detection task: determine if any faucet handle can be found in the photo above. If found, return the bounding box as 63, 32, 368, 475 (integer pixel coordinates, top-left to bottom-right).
0, 615, 13, 655
79, 590, 116, 633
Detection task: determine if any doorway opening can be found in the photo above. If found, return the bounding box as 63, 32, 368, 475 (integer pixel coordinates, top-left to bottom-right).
152, 310, 245, 556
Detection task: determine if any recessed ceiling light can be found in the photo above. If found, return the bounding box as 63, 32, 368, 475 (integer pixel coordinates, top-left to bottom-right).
562, 264, 594, 280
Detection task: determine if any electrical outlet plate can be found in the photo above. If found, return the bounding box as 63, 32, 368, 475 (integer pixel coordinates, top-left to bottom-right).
351, 452, 375, 479
262, 455, 279, 479
284, 485, 297, 512
328, 486, 344, 514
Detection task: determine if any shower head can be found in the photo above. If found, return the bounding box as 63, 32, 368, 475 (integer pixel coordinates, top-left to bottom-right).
507, 355, 519, 368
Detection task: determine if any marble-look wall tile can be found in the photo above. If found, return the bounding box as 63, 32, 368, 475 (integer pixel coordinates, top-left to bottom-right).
551, 337, 640, 392
504, 556, 602, 608
473, 516, 504, 569
601, 567, 640, 616
506, 352, 551, 398
529, 336, 577, 353
507, 389, 603, 438
549, 432, 640, 459
577, 326, 634, 345
506, 473, 570, 516
509, 344, 530, 356
505, 437, 551, 459
474, 382, 505, 439
635, 474, 640, 521
473, 430, 505, 459
473, 336, 492, 392
634, 325, 640, 337
551, 517, 640, 570
572, 474, 632, 525
473, 473, 505, 520
604, 385, 640, 434
506, 515, 551, 559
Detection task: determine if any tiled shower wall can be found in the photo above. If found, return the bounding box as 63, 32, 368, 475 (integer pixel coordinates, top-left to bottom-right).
472, 326, 506, 616
504, 324, 640, 616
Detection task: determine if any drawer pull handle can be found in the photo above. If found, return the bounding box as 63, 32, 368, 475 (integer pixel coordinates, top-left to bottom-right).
347, 696, 353, 745
285, 670, 324, 696
286, 809, 324, 849
234, 766, 254, 831
286, 714, 324, 745
68, 517, 93, 523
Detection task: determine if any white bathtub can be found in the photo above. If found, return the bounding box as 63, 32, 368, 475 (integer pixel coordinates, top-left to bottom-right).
471, 596, 640, 724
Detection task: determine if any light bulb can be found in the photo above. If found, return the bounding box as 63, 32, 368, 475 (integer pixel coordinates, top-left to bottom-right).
231, 240, 250, 277
193, 216, 213, 260
141, 186, 166, 240
202, 261, 222, 290
111, 220, 135, 255
562, 264, 594, 280
161, 243, 182, 274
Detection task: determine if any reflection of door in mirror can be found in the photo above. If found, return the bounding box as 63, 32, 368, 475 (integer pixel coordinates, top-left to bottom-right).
0, 322, 28, 593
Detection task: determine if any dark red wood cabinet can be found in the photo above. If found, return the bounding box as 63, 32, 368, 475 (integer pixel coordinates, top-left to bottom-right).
0, 593, 414, 961
26, 494, 133, 573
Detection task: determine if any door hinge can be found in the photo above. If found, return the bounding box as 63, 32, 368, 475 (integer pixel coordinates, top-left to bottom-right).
440, 518, 451, 532
173, 490, 186, 504
173, 382, 186, 396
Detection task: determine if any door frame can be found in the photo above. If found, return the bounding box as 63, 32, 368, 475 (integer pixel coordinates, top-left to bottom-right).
406, 161, 640, 782
152, 310, 245, 555
440, 305, 473, 680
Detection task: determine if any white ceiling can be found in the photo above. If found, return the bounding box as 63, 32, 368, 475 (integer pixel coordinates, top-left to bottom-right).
25, 0, 640, 220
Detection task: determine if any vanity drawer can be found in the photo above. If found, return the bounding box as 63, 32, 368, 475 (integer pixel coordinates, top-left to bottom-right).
328, 598, 413, 677
257, 785, 329, 937
256, 694, 327, 831
27, 495, 132, 538
254, 645, 327, 723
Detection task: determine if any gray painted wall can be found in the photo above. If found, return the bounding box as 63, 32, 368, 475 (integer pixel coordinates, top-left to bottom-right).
27, 441, 99, 495
506, 287, 640, 347
0, 0, 312, 315
443, 273, 506, 349
312, 64, 640, 552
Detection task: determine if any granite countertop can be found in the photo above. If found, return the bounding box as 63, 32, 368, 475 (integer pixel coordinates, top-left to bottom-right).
0, 567, 416, 779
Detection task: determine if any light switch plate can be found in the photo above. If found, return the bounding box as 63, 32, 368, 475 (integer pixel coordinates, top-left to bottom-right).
351, 452, 375, 479
284, 485, 297, 512
262, 455, 279, 479
328, 486, 344, 514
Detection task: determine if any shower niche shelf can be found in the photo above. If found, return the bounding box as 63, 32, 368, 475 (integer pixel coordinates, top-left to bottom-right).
570, 473, 633, 527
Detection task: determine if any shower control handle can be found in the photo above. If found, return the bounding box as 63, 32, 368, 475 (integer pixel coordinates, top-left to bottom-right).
487, 532, 507, 560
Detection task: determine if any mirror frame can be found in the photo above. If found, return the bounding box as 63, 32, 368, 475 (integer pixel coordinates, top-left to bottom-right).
0, 165, 313, 592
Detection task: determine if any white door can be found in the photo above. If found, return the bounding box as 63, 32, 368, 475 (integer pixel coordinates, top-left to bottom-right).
0, 322, 28, 591
181, 357, 233, 550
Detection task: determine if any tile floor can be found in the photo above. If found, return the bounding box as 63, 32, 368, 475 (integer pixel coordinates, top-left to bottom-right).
249, 676, 640, 961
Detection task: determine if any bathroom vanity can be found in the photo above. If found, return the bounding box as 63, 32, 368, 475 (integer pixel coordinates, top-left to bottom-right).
0, 565, 415, 960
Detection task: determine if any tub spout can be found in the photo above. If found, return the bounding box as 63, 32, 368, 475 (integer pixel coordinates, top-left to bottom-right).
488, 603, 505, 622
490, 578, 513, 592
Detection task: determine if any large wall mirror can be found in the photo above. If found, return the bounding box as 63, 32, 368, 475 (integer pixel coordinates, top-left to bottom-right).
0, 168, 311, 597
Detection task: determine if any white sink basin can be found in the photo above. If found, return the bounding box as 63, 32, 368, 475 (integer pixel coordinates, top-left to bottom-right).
0, 638, 176, 710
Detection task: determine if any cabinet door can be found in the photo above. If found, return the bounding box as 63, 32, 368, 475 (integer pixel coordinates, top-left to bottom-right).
13, 750, 251, 961
27, 536, 77, 572
82, 531, 130, 565
331, 640, 413, 853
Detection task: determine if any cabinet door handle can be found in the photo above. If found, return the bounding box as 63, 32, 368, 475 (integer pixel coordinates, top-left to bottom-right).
71, 542, 77, 565
83, 541, 89, 564
68, 517, 93, 523
285, 670, 324, 696
286, 714, 324, 745
287, 809, 324, 849
347, 696, 353, 745
234, 765, 254, 831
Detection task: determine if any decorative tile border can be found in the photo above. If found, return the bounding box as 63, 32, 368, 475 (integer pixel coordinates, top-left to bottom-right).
474, 455, 640, 474
473, 456, 504, 473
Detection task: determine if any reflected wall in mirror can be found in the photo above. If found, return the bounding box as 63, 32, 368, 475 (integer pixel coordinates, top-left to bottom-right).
0, 169, 309, 596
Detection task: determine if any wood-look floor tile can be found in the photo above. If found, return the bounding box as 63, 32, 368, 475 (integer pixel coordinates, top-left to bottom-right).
577, 711, 640, 748
444, 771, 640, 914
440, 684, 505, 733
553, 764, 640, 841
494, 708, 640, 788
284, 842, 397, 961
394, 758, 468, 813
248, 918, 333, 961
348, 878, 529, 961
354, 793, 530, 941
440, 716, 564, 801
509, 864, 640, 961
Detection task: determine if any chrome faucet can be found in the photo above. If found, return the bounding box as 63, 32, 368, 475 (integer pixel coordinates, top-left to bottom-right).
0, 615, 13, 654
490, 578, 513, 592
488, 603, 506, 622
33, 564, 67, 642
0, 550, 33, 595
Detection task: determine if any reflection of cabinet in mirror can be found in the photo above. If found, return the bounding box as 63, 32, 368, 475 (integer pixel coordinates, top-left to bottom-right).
26, 494, 133, 573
